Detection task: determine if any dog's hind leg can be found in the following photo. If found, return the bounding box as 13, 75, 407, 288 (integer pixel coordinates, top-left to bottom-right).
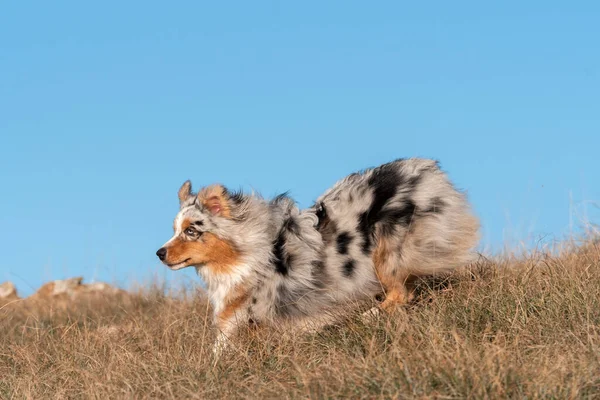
362, 237, 414, 321
378, 282, 414, 310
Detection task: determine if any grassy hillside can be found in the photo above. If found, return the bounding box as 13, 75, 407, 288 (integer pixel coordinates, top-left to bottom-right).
2, 238, 599, 399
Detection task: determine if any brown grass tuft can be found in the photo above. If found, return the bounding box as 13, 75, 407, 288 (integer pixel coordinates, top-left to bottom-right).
2, 239, 600, 399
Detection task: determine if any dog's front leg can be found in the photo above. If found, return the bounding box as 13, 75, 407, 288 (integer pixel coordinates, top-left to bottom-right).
212, 330, 231, 357
212, 310, 249, 357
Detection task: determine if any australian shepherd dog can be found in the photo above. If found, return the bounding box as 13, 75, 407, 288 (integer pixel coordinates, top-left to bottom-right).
156, 158, 480, 352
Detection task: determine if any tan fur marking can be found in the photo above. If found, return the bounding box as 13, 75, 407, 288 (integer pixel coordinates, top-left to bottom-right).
372, 238, 395, 289
174, 218, 192, 233
181, 218, 192, 231
379, 286, 413, 310
373, 237, 414, 309
197, 185, 231, 218
216, 288, 249, 330
164, 232, 240, 273
202, 233, 240, 273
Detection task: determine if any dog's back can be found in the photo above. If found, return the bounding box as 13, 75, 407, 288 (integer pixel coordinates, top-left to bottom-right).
313, 158, 480, 307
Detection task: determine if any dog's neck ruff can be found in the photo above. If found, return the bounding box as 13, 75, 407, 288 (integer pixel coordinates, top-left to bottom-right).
197, 263, 250, 314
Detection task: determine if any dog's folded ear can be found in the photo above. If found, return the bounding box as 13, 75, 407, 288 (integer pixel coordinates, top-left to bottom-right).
178, 180, 193, 205
197, 184, 232, 217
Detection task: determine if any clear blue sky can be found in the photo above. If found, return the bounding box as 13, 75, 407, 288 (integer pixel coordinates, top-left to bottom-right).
1, 2, 598, 296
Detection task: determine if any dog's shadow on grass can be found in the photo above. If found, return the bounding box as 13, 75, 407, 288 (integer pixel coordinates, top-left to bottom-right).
409, 254, 496, 306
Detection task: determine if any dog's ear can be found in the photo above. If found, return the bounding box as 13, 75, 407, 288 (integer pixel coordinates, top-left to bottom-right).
178, 180, 193, 205
197, 184, 232, 217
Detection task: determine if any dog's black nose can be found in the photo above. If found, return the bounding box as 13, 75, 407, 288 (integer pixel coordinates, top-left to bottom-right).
156, 247, 167, 261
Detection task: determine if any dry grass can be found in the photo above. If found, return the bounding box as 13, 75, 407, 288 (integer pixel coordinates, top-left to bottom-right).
2, 238, 600, 399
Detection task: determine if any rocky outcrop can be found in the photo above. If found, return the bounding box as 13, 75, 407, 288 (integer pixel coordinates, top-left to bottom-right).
2, 278, 129, 311
0, 281, 19, 305
32, 277, 123, 298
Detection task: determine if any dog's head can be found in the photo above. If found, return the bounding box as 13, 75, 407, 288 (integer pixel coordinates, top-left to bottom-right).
156, 181, 245, 272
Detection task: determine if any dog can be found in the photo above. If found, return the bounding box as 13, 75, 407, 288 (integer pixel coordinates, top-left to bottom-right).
156, 158, 480, 352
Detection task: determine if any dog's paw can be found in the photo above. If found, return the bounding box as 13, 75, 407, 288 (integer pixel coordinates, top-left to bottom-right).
360, 306, 382, 323
212, 333, 231, 358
